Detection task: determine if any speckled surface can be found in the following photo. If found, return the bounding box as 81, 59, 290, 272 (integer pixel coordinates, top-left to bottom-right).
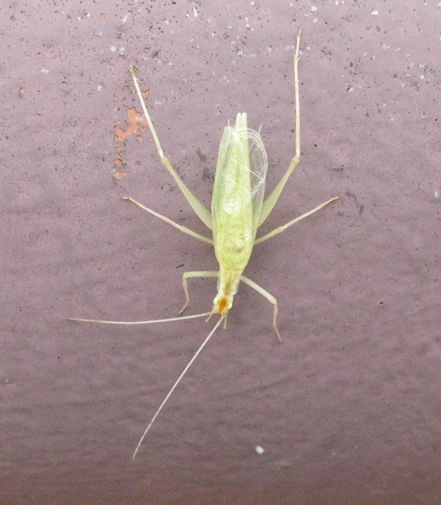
2, 1, 441, 504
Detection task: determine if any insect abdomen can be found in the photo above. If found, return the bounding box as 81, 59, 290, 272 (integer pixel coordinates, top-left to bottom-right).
211, 113, 267, 272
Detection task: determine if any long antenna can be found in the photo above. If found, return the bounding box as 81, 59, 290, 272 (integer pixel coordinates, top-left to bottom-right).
294, 27, 302, 160
68, 312, 211, 325
132, 316, 224, 459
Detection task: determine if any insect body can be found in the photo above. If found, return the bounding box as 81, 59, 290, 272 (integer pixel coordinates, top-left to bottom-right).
209, 114, 267, 319
125, 28, 338, 339
70, 29, 339, 458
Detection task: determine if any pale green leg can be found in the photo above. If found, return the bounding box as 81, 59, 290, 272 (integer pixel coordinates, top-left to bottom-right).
258, 156, 300, 227
122, 197, 213, 244
179, 271, 219, 314
130, 67, 213, 230
258, 29, 302, 227
255, 195, 340, 244
240, 275, 281, 342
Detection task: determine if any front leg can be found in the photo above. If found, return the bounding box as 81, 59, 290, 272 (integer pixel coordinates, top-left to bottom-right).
179, 271, 219, 314
240, 274, 281, 342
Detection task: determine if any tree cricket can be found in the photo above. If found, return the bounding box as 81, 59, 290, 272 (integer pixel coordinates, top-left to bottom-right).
69, 29, 339, 458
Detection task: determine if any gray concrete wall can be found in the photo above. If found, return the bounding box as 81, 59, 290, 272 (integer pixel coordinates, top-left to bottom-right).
2, 1, 440, 503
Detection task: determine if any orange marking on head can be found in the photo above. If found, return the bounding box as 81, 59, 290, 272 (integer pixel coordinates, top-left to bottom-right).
218, 297, 228, 312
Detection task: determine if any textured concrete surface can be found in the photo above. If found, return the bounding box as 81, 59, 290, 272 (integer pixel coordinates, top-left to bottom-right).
2, 1, 441, 504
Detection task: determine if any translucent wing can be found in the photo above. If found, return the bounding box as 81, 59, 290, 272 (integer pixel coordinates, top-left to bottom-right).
211, 113, 268, 272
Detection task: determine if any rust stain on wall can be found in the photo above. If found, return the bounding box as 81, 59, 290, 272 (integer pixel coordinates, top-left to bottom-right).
112, 104, 148, 179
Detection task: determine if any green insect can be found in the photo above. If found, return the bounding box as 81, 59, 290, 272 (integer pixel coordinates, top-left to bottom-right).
70, 29, 339, 458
